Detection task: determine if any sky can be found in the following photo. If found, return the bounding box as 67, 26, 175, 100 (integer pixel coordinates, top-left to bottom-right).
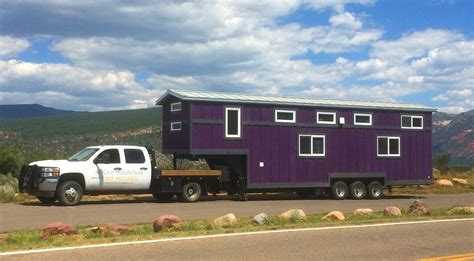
0, 0, 473, 113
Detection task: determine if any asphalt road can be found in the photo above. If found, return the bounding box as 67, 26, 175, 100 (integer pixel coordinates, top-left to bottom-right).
2, 219, 473, 260
1, 193, 473, 232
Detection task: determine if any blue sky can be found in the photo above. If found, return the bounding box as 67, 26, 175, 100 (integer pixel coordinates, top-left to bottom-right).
0, 0, 472, 112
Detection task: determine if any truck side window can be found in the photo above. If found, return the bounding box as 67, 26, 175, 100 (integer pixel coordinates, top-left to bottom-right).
124, 149, 145, 163
95, 149, 121, 164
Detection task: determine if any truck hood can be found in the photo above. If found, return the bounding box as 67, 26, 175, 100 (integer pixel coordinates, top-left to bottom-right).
29, 160, 73, 168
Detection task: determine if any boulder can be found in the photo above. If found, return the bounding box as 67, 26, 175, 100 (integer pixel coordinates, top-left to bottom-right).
214, 213, 237, 227
41, 222, 77, 239
449, 206, 474, 215
0, 234, 7, 243
153, 215, 183, 232
436, 179, 453, 186
384, 206, 402, 216
321, 211, 345, 221
95, 224, 132, 235
408, 200, 430, 216
252, 213, 269, 225
280, 209, 306, 222
353, 208, 373, 216
452, 178, 468, 185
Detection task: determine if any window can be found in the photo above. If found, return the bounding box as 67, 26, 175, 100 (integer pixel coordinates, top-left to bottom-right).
275, 109, 296, 123
377, 136, 400, 157
401, 115, 423, 129
317, 112, 336, 124
170, 121, 182, 131
299, 135, 325, 156
171, 102, 182, 112
95, 149, 121, 164
225, 107, 241, 138
354, 113, 372, 126
124, 149, 145, 163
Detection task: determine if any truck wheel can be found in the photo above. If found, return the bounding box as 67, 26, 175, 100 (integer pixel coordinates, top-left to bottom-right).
331, 181, 349, 200
57, 181, 83, 206
367, 181, 384, 200
37, 196, 56, 205
180, 182, 201, 202
349, 181, 367, 200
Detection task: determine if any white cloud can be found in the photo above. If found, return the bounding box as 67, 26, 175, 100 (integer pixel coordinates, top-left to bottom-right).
329, 12, 363, 29
0, 36, 30, 58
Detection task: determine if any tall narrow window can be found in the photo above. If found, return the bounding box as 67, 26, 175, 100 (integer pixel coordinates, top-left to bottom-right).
317, 112, 336, 124
401, 115, 423, 129
377, 136, 400, 157
171, 102, 182, 112
299, 134, 325, 156
225, 107, 241, 138
275, 109, 296, 123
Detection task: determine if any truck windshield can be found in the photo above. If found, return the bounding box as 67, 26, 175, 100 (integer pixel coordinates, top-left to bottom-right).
68, 148, 100, 161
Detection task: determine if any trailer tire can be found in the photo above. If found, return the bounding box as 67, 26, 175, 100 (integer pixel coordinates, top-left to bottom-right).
37, 196, 56, 205
180, 182, 201, 202
367, 181, 384, 200
349, 181, 367, 200
331, 181, 349, 200
57, 181, 83, 206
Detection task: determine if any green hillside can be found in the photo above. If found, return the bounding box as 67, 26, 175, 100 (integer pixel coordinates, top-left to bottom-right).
0, 108, 163, 162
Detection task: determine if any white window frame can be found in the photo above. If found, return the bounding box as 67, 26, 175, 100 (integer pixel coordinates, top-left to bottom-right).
225, 107, 241, 138
298, 134, 325, 157
401, 115, 423, 129
377, 136, 400, 157
316, 112, 336, 124
275, 109, 296, 123
354, 113, 372, 126
170, 102, 182, 112
170, 121, 182, 131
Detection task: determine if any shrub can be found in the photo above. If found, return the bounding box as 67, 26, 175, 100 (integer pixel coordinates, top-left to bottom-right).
0, 173, 19, 202
0, 145, 23, 177
433, 153, 451, 173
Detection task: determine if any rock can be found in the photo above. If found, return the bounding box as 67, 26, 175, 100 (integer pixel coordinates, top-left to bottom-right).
0, 234, 7, 243
452, 178, 468, 185
96, 224, 131, 235
408, 201, 430, 216
280, 209, 306, 222
153, 215, 183, 232
384, 206, 402, 216
321, 211, 345, 221
353, 208, 373, 216
448, 206, 474, 215
41, 222, 77, 239
214, 213, 237, 227
436, 179, 453, 186
252, 213, 269, 225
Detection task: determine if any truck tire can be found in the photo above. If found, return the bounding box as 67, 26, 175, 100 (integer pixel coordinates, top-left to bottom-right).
331, 181, 349, 200
367, 181, 383, 200
37, 196, 56, 205
180, 182, 201, 202
349, 181, 367, 200
57, 181, 83, 206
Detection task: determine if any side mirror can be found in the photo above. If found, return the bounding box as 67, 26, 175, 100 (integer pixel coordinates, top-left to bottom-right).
93, 158, 99, 164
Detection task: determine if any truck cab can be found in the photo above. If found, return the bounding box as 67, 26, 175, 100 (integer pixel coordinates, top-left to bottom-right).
19, 145, 154, 205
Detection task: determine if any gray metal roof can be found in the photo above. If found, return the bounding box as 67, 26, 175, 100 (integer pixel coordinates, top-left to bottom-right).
156, 89, 437, 112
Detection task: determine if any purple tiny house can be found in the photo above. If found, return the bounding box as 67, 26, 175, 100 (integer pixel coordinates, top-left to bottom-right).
156, 89, 436, 200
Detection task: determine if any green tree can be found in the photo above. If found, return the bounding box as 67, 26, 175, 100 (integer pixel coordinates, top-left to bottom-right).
0, 145, 22, 177
433, 153, 451, 173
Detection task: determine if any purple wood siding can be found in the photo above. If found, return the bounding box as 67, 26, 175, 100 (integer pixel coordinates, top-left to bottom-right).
162, 97, 190, 151
185, 101, 432, 186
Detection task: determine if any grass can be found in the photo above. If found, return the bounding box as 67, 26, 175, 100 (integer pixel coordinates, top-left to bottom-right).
1, 206, 472, 253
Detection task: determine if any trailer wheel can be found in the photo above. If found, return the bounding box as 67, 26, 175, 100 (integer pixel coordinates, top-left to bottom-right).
37, 196, 56, 205
57, 180, 83, 206
180, 182, 201, 202
367, 181, 383, 200
349, 181, 367, 200
331, 181, 349, 200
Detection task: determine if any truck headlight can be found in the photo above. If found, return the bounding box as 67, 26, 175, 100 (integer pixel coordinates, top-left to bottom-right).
40, 167, 60, 177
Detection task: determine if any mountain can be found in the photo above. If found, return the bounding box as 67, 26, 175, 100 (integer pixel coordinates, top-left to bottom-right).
0, 104, 76, 119
433, 110, 474, 165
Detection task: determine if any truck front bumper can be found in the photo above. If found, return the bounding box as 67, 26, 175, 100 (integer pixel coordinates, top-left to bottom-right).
19, 165, 58, 198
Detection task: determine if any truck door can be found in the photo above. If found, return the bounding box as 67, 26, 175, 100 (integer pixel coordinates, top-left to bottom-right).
92, 148, 124, 190
120, 148, 152, 190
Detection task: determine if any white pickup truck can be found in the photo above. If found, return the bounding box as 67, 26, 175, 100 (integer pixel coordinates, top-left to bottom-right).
19, 145, 221, 205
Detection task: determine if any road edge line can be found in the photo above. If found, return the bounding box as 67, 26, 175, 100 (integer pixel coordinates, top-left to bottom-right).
1, 218, 473, 256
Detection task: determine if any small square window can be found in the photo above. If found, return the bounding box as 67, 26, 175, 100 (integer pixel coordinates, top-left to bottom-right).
299, 134, 325, 156
354, 113, 372, 126
401, 115, 423, 129
275, 109, 296, 123
317, 112, 336, 124
377, 136, 400, 157
170, 122, 182, 131
171, 102, 182, 112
